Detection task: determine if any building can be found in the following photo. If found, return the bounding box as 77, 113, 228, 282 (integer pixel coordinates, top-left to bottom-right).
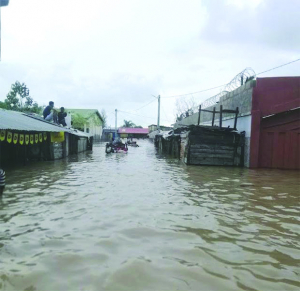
0, 109, 91, 166
148, 124, 173, 133
67, 109, 104, 141
101, 128, 116, 142
174, 77, 300, 169
118, 128, 149, 139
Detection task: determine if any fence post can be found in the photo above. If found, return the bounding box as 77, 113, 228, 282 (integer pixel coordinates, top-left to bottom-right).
219, 105, 223, 128
234, 107, 239, 130
197, 105, 201, 125
212, 107, 216, 126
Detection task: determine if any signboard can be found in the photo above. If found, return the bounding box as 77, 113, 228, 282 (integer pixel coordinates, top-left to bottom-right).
50, 132, 65, 143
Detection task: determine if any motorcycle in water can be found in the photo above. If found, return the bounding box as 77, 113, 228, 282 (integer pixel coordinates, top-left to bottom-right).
105, 141, 128, 154
127, 140, 139, 147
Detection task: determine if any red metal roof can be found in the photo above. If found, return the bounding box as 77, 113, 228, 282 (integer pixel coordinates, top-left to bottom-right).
118, 128, 149, 134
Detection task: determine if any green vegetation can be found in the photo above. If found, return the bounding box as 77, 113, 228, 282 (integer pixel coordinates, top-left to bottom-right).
0, 81, 42, 114
101, 109, 107, 127
122, 120, 142, 128
71, 114, 86, 131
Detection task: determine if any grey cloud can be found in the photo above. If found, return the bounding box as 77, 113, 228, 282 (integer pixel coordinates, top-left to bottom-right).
200, 0, 300, 51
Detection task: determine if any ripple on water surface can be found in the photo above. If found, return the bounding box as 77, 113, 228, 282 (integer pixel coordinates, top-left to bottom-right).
0, 141, 299, 291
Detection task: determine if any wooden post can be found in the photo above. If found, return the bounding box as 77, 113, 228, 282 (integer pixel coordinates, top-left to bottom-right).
234, 107, 239, 130
219, 105, 223, 128
212, 107, 216, 126
197, 105, 201, 125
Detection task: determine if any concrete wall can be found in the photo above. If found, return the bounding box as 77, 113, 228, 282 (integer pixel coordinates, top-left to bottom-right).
84, 121, 102, 141
78, 138, 87, 153
174, 80, 256, 167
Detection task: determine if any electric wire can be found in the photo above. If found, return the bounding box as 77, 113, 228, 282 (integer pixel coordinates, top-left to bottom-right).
256, 58, 300, 76
133, 98, 157, 111
161, 58, 300, 99
118, 109, 169, 122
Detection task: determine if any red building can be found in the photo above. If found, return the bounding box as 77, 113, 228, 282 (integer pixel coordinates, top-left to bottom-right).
250, 77, 300, 169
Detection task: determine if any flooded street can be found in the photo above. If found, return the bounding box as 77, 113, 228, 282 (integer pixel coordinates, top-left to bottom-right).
0, 140, 299, 291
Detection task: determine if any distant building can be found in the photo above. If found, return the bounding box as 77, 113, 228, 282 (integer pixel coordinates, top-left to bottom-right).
101, 128, 116, 142
67, 109, 104, 141
148, 124, 173, 133
118, 128, 149, 139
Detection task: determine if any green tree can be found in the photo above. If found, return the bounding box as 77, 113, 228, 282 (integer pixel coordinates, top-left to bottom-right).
0, 101, 8, 109
101, 109, 107, 127
72, 114, 86, 130
122, 120, 136, 128
3, 81, 42, 113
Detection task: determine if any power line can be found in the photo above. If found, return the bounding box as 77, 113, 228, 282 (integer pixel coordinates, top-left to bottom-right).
118, 109, 169, 122
161, 104, 173, 123
134, 98, 157, 111
162, 84, 226, 99
256, 58, 300, 76
161, 58, 300, 99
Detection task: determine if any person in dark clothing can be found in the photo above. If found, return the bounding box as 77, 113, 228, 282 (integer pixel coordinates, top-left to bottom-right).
58, 107, 67, 126
43, 101, 54, 120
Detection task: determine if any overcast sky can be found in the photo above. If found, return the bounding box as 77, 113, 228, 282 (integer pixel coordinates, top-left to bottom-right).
0, 0, 299, 127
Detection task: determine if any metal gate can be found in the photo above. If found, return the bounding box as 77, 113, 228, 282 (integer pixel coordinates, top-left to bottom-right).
259, 109, 300, 169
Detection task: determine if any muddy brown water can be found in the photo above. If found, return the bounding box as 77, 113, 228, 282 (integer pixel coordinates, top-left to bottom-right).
0, 140, 299, 291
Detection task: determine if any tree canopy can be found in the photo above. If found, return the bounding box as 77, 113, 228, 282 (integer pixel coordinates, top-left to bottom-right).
101, 109, 107, 127
122, 120, 136, 128
122, 120, 143, 128
0, 81, 42, 114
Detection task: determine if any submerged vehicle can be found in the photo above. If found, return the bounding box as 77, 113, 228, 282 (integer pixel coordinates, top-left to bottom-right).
127, 140, 139, 147
105, 141, 128, 153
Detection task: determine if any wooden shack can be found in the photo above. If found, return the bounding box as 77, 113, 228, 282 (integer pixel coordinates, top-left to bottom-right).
155, 125, 245, 166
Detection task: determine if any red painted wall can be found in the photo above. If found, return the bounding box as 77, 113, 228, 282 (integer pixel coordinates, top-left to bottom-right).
250, 77, 300, 169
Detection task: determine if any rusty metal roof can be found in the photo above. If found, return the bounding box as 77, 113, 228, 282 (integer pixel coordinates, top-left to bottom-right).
0, 109, 89, 137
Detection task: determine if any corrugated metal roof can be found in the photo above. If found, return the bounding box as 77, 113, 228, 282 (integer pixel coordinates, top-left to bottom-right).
0, 109, 90, 137
67, 109, 104, 122
118, 127, 149, 134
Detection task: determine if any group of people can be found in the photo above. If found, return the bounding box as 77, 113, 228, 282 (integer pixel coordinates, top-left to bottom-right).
43, 101, 67, 127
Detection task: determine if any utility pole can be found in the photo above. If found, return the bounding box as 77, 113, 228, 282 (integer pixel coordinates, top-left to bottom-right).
0, 1, 10, 62
157, 95, 160, 131
115, 109, 118, 138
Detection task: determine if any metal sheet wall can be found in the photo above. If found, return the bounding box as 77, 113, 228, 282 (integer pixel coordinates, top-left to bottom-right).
258, 109, 300, 169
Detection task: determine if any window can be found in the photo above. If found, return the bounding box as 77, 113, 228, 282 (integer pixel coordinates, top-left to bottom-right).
86, 128, 89, 133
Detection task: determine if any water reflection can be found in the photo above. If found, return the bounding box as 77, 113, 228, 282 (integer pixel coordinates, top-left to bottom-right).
0, 140, 299, 291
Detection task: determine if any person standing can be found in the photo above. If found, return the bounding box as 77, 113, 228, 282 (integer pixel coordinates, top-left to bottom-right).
43, 101, 54, 121
0, 169, 5, 196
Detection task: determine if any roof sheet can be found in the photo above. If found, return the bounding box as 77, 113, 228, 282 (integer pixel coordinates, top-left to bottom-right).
67, 109, 104, 122
0, 109, 89, 137
118, 127, 149, 134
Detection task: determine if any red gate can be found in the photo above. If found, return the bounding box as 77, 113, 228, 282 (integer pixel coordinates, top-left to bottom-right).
259, 109, 300, 169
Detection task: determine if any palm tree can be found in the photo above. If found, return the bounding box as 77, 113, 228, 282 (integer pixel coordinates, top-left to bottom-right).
122, 120, 136, 128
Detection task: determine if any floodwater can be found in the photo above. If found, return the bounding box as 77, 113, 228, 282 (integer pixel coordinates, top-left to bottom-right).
0, 140, 299, 291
